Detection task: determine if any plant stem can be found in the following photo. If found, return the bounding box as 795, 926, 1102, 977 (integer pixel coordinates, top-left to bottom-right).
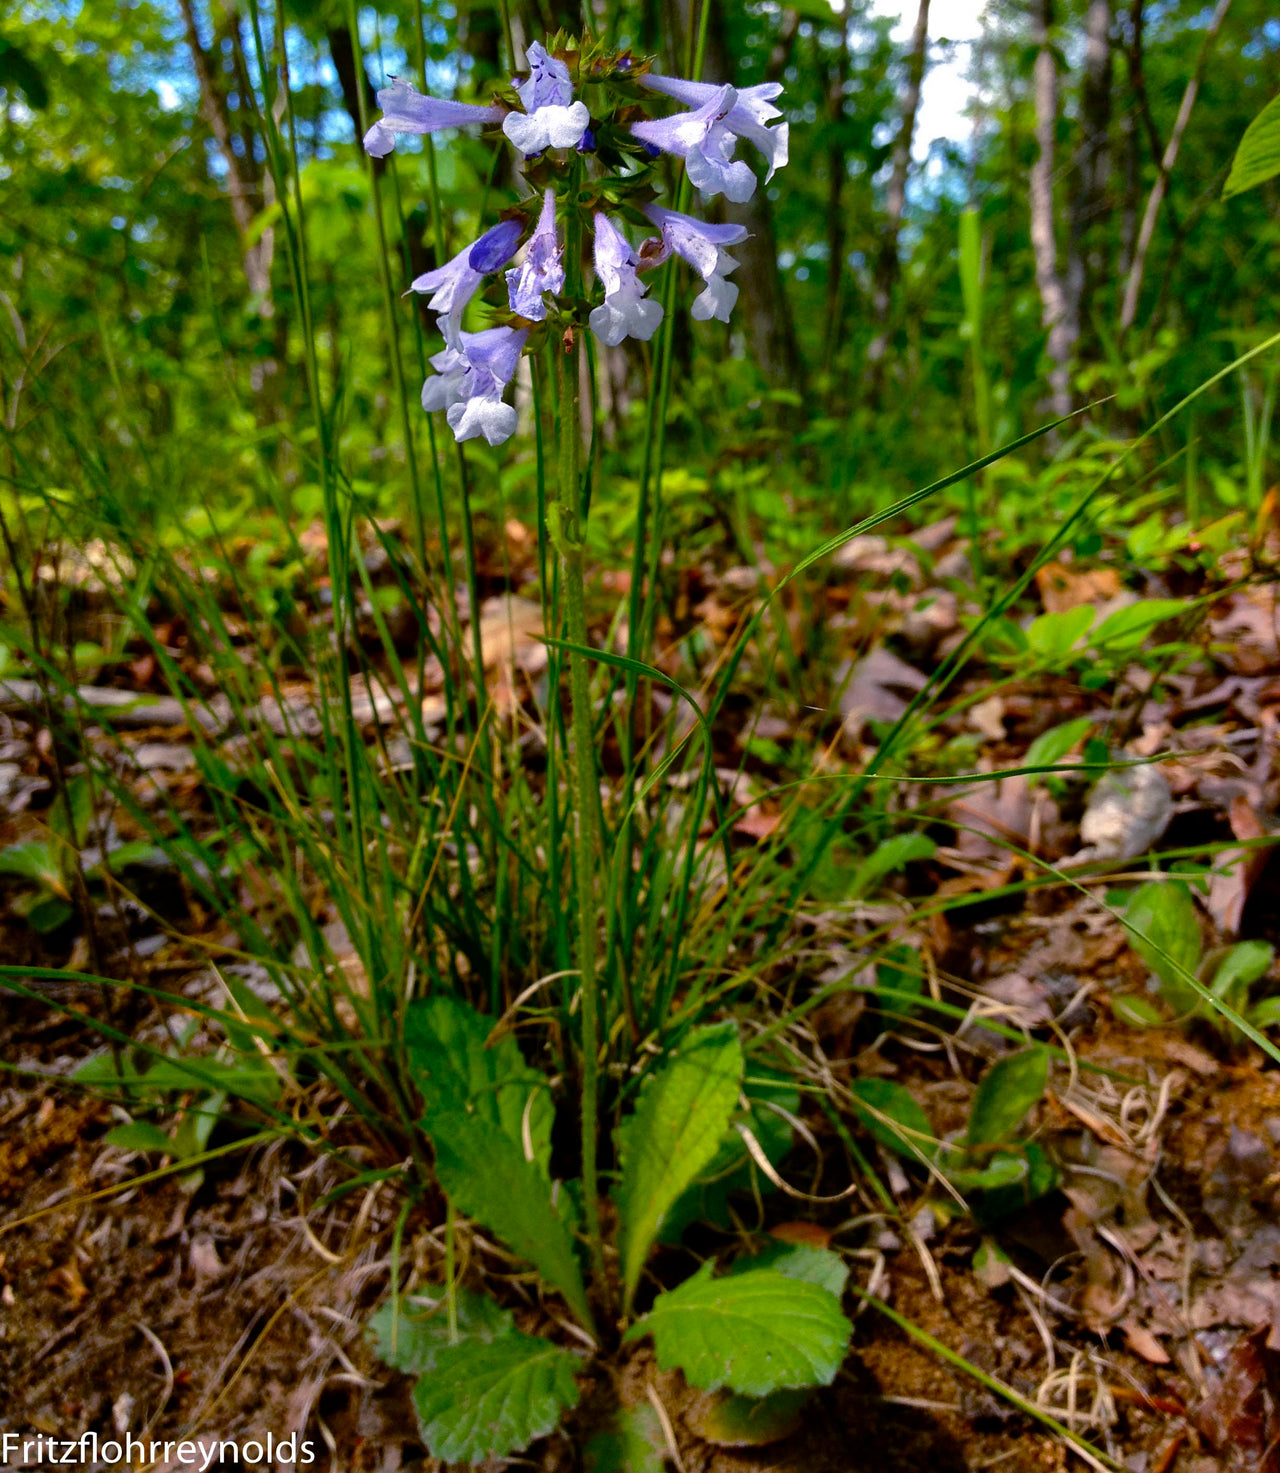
554, 186, 609, 1309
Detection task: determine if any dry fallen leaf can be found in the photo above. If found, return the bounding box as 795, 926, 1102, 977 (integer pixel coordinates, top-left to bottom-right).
1035, 559, 1122, 613
838, 647, 928, 741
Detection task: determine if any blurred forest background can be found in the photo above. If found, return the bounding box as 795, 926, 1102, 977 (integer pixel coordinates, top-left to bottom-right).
4, 0, 1277, 557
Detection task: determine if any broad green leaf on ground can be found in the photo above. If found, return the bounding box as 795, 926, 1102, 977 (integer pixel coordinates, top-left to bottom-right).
1124, 881, 1202, 1014
1024, 716, 1094, 774
625, 1262, 851, 1396
726, 1242, 849, 1299
1224, 92, 1280, 198
73, 1051, 281, 1107
847, 1077, 937, 1165
1113, 994, 1168, 1028
0, 840, 65, 891
584, 1404, 668, 1473
428, 1109, 593, 1331
966, 1047, 1049, 1149
368, 1288, 513, 1374
1026, 605, 1094, 663
847, 832, 936, 901
104, 1122, 175, 1154
411, 1330, 581, 1463
615, 1023, 743, 1309
972, 1142, 1061, 1224
874, 942, 925, 1016
659, 1061, 797, 1245
1210, 940, 1275, 1013
1090, 598, 1189, 656
689, 1387, 814, 1448
406, 994, 552, 1171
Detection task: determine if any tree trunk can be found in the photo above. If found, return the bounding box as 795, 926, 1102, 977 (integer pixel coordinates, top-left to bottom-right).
1029, 0, 1074, 417
868, 0, 929, 353
178, 0, 273, 301
1119, 0, 1232, 333
822, 0, 852, 366
1065, 0, 1111, 361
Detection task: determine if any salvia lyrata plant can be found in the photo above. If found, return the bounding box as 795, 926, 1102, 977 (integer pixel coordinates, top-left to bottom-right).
359, 36, 843, 1466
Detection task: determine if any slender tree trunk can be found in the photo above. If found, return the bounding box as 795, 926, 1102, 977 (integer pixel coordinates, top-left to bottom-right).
822, 0, 852, 366
1029, 0, 1074, 417
867, 0, 929, 371
1066, 0, 1112, 361
1119, 0, 1232, 333
178, 0, 273, 300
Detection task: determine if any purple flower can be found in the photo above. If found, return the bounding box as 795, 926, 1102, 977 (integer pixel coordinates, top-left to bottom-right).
642, 204, 748, 322
421, 326, 529, 446
409, 219, 524, 343
503, 42, 590, 154
588, 214, 663, 347
629, 84, 757, 204
362, 78, 503, 158
640, 73, 789, 182
506, 189, 564, 321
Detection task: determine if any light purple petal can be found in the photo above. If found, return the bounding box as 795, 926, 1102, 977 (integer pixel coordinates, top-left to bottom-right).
638, 74, 788, 182
364, 78, 503, 156
506, 189, 564, 320
589, 214, 664, 346
642, 204, 747, 324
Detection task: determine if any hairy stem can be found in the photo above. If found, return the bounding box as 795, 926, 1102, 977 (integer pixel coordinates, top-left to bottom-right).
555, 186, 609, 1311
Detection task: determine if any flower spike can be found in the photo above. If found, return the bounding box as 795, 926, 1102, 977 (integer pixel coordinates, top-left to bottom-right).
363, 78, 503, 158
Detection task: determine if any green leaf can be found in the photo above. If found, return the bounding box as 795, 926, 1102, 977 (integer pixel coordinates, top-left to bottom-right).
50, 775, 94, 849
104, 1122, 175, 1154
1250, 996, 1280, 1030
625, 1262, 851, 1396
727, 1242, 849, 1300
584, 1405, 668, 1473
0, 839, 66, 892
1210, 941, 1274, 1012
25, 895, 75, 933
1111, 994, 1167, 1028
406, 995, 553, 1171
966, 1047, 1049, 1150
659, 1061, 797, 1245
1026, 605, 1095, 662
369, 1288, 513, 1375
874, 943, 924, 1018
973, 1142, 1060, 1224
1224, 92, 1280, 198
847, 1077, 936, 1165
1124, 881, 1202, 1014
1024, 717, 1094, 774
428, 1109, 594, 1332
411, 1330, 581, 1463
847, 832, 936, 901
1090, 598, 1188, 655
689, 1388, 813, 1448
615, 1023, 743, 1311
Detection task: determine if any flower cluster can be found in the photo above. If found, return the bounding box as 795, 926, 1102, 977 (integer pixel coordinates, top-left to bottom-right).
363, 41, 788, 446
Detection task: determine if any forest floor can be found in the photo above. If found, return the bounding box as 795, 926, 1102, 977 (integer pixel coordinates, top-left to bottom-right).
3, 513, 1280, 1472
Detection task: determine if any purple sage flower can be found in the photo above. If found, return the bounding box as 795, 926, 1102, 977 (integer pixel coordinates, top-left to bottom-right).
640, 74, 789, 182
629, 84, 757, 204
505, 189, 564, 321
409, 219, 524, 343
421, 325, 529, 446
503, 42, 590, 154
642, 204, 748, 323
363, 78, 503, 158
588, 214, 663, 347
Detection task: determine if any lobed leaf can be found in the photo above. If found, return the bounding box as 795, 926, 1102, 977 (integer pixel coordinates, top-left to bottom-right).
615, 1023, 743, 1310
428, 1108, 594, 1332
